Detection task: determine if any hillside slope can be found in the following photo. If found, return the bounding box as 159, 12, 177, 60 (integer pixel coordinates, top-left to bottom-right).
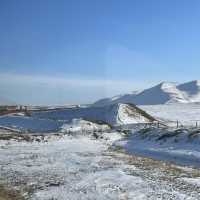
178, 80, 200, 102
32, 103, 155, 126
115, 127, 200, 167
0, 103, 154, 132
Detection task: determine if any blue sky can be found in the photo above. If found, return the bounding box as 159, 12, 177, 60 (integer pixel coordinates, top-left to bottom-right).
1, 0, 200, 105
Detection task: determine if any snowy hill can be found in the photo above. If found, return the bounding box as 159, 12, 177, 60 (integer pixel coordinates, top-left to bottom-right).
94, 81, 200, 106
32, 103, 155, 126
0, 103, 155, 132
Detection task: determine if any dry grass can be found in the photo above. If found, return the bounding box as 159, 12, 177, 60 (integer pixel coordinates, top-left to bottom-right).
0, 133, 33, 142
0, 185, 24, 200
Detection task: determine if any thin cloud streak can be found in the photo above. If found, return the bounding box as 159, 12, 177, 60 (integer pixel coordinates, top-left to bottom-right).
0, 73, 157, 105
0, 73, 150, 90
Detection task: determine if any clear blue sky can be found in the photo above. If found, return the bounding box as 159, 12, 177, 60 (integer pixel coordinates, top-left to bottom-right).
0, 0, 200, 105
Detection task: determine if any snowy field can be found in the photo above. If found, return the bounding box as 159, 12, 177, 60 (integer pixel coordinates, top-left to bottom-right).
140, 103, 200, 126
1, 133, 200, 200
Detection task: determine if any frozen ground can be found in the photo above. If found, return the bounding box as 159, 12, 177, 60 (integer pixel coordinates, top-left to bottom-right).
1, 132, 200, 200
115, 127, 200, 168
60, 118, 110, 134
140, 103, 200, 126
0, 115, 62, 133
1, 103, 200, 199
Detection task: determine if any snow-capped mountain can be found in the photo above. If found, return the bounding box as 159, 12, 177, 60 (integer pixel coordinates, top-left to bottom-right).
93, 81, 200, 106
32, 103, 155, 126
177, 80, 200, 103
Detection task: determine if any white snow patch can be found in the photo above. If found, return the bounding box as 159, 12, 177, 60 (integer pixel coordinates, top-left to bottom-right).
60, 118, 110, 134
180, 177, 200, 187
117, 104, 150, 124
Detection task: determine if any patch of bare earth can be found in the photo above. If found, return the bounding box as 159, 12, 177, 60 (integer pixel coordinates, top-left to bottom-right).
0, 185, 24, 200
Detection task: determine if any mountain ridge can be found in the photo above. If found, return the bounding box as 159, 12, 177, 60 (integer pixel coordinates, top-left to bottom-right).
93, 80, 200, 106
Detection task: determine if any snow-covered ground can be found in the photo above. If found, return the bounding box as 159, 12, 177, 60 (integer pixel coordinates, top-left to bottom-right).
1, 103, 200, 199
115, 127, 200, 168
1, 133, 200, 199
60, 118, 110, 134
140, 103, 200, 126
0, 115, 63, 133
